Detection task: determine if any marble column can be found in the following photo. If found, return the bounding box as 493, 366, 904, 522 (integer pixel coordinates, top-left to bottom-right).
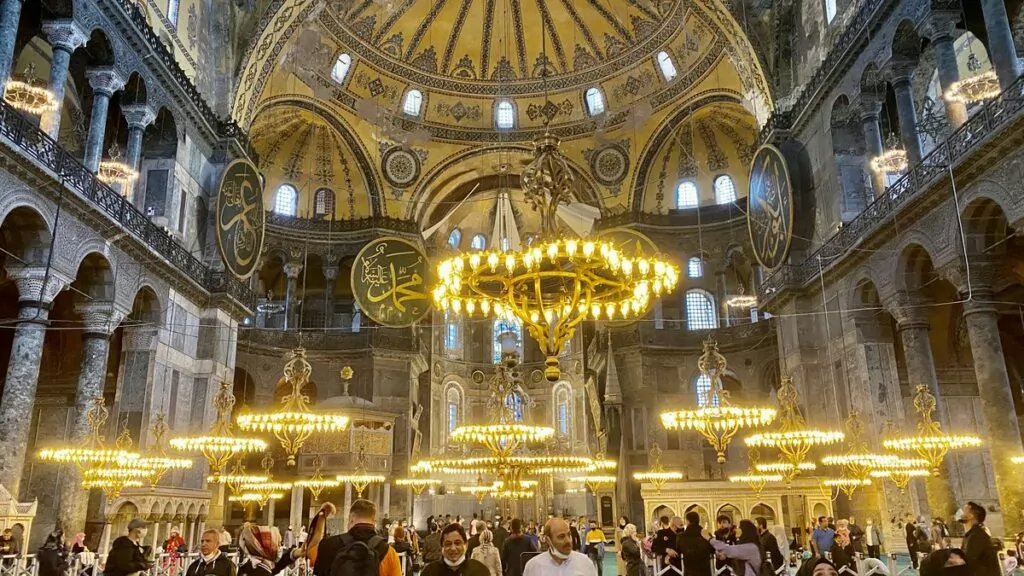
117, 326, 158, 446
0, 0, 24, 93
981, 0, 1023, 90
40, 20, 87, 138
206, 483, 226, 530
926, 14, 968, 129
859, 97, 887, 196
890, 65, 924, 165
382, 481, 391, 519
0, 266, 68, 495
120, 104, 155, 204
99, 517, 113, 553
715, 270, 728, 327
962, 294, 1024, 534
283, 262, 302, 331
342, 483, 353, 526
57, 302, 126, 533
323, 265, 338, 329
267, 499, 276, 527
83, 68, 125, 173
151, 520, 162, 549
289, 485, 304, 533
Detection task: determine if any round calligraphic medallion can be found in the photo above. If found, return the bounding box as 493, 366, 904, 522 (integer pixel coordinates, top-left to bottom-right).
596, 227, 662, 326
747, 145, 794, 271
215, 159, 265, 280
381, 147, 421, 188
590, 144, 629, 186
351, 236, 431, 327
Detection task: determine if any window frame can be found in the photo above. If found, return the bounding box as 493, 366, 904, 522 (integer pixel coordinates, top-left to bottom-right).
447, 228, 462, 249
313, 188, 335, 218
713, 175, 737, 205
470, 234, 487, 250
331, 53, 353, 84
402, 88, 424, 117
687, 256, 704, 278
273, 184, 298, 217
656, 50, 678, 82
824, 0, 837, 23
495, 99, 516, 130
694, 373, 720, 408
584, 87, 606, 116
493, 317, 523, 364
445, 383, 464, 435
685, 289, 718, 330
167, 0, 180, 27
676, 180, 699, 208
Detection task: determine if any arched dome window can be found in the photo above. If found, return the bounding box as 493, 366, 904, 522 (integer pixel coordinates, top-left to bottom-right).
314, 188, 335, 218
495, 100, 515, 129
685, 289, 717, 330
167, 0, 180, 26
448, 228, 462, 248
657, 51, 677, 81
694, 374, 718, 407
553, 383, 571, 437
687, 256, 704, 278
331, 53, 352, 83
471, 234, 487, 250
505, 391, 525, 422
824, 0, 837, 23
676, 181, 699, 208
445, 384, 463, 433
714, 175, 737, 204
584, 87, 605, 116
274, 184, 298, 216
403, 89, 424, 117
444, 312, 461, 357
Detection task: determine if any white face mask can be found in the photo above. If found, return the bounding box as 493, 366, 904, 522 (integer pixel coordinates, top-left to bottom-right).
549, 547, 571, 561
443, 556, 466, 567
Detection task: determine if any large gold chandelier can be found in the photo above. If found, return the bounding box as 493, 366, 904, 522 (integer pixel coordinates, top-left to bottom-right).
336, 446, 386, 498
883, 385, 981, 476
237, 347, 350, 466
135, 413, 193, 489
633, 443, 682, 494
661, 339, 776, 464
745, 377, 844, 482
294, 454, 341, 500
3, 63, 57, 116
820, 412, 897, 495
38, 397, 141, 469
729, 449, 781, 496
869, 458, 929, 492
170, 382, 267, 479
433, 134, 678, 381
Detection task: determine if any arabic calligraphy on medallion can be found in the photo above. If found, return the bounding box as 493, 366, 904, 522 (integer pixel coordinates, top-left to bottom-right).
351, 237, 430, 327
746, 145, 793, 271
215, 159, 265, 280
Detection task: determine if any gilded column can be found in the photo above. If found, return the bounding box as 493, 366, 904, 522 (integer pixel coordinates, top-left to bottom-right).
0, 266, 68, 495
40, 20, 87, 137
83, 68, 125, 172
283, 261, 303, 331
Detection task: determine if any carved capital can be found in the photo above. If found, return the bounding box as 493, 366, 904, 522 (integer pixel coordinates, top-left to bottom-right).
920, 10, 961, 43
121, 104, 156, 130
323, 265, 339, 282
42, 20, 87, 53
123, 326, 159, 351
936, 259, 1002, 294
75, 302, 128, 336
85, 67, 126, 97
283, 262, 304, 280
887, 60, 917, 88
857, 96, 884, 120
6, 266, 70, 305
885, 290, 931, 329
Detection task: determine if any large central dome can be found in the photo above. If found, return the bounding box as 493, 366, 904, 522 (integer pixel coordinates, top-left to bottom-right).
324, 0, 682, 93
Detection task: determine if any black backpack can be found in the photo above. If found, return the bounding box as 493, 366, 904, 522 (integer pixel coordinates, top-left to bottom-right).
330, 534, 387, 576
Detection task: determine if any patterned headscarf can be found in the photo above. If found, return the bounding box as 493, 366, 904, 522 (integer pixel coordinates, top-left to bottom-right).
239, 523, 280, 572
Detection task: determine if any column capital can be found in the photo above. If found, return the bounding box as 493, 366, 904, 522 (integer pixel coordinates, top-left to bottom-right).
42, 20, 87, 53
74, 302, 128, 336
323, 265, 339, 281
857, 96, 883, 119
5, 266, 70, 305
121, 104, 156, 130
936, 259, 1003, 295
85, 67, 126, 97
886, 60, 917, 87
884, 290, 931, 329
919, 10, 961, 42
284, 262, 304, 279
123, 326, 159, 351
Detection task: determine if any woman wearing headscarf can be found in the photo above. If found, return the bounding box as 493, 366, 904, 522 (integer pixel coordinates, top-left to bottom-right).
36, 531, 69, 576
796, 557, 838, 576
237, 523, 306, 576
830, 521, 856, 572
709, 520, 763, 576
615, 517, 629, 576
470, 529, 501, 576
618, 524, 643, 576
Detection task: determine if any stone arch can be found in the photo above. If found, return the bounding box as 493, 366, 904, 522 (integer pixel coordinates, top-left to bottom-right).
890, 19, 923, 64
148, 500, 161, 519
851, 276, 883, 310
122, 72, 147, 105
716, 503, 742, 523
233, 366, 257, 408
750, 502, 777, 523
961, 196, 1011, 257
0, 204, 53, 268
128, 285, 162, 328
83, 29, 116, 67
162, 501, 173, 520
894, 242, 940, 293
829, 93, 870, 220
186, 502, 197, 516
652, 505, 676, 523
174, 502, 186, 520
72, 251, 116, 302
860, 62, 885, 96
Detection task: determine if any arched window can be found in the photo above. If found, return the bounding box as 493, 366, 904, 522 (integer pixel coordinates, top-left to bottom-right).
554, 384, 571, 437
314, 188, 335, 218
493, 317, 523, 363
447, 228, 462, 248
657, 51, 677, 81
694, 374, 719, 407
584, 87, 605, 116
495, 100, 515, 129
714, 175, 737, 204
824, 0, 837, 23
676, 181, 699, 208
505, 391, 524, 422
167, 0, 180, 26
500, 235, 511, 251
471, 234, 487, 250
687, 256, 704, 278
444, 313, 461, 356
685, 289, 717, 330
445, 384, 463, 433
331, 53, 352, 83
402, 89, 424, 116
274, 184, 298, 216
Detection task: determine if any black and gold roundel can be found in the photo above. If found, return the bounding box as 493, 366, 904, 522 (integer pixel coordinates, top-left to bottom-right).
747, 145, 794, 271
215, 159, 265, 280
351, 237, 430, 327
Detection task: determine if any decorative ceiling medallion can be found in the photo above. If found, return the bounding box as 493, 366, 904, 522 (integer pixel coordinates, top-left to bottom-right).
589, 144, 629, 186
351, 236, 430, 327
381, 146, 421, 188
472, 370, 486, 384
747, 145, 794, 271
215, 159, 266, 280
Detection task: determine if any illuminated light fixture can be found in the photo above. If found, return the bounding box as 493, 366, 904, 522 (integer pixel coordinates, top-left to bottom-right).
395, 477, 443, 495
135, 413, 193, 490
237, 347, 349, 466
633, 443, 683, 494
229, 492, 285, 508
1012, 456, 1024, 464
755, 462, 817, 475
97, 143, 138, 188
432, 134, 679, 382
883, 385, 981, 476
745, 376, 844, 482
415, 455, 595, 475
662, 339, 775, 464
869, 458, 930, 492
869, 133, 908, 175
725, 294, 758, 308
81, 478, 145, 499
293, 454, 341, 500
336, 446, 385, 498
822, 477, 872, 499
568, 475, 617, 492
37, 397, 140, 470
237, 454, 292, 508
4, 63, 57, 116
731, 448, 781, 495
78, 423, 152, 498
169, 382, 267, 480
945, 54, 1000, 104
449, 424, 555, 457
820, 412, 897, 495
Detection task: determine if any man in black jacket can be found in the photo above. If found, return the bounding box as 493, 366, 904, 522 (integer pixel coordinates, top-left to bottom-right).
104, 519, 155, 576
313, 499, 402, 576
755, 517, 784, 572
421, 524, 490, 576
185, 530, 236, 576
501, 519, 536, 576
652, 516, 683, 572
675, 513, 713, 576
492, 518, 509, 559
466, 521, 485, 559
960, 501, 1001, 576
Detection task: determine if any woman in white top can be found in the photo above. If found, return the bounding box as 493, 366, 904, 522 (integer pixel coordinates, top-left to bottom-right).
471, 529, 502, 576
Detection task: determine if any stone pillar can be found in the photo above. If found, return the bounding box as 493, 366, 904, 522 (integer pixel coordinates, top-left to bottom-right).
289, 485, 303, 534
323, 265, 338, 329
207, 483, 226, 530
267, 498, 276, 527
961, 293, 1024, 534
343, 483, 352, 526
382, 481, 391, 519
120, 104, 156, 204
57, 302, 126, 533
99, 516, 113, 553
117, 326, 158, 446
926, 14, 968, 130
859, 97, 887, 196
981, 0, 1023, 90
0, 0, 25, 93
40, 20, 87, 137
151, 520, 161, 549
283, 262, 302, 331
0, 266, 68, 495
715, 270, 728, 327
890, 65, 924, 165
83, 68, 125, 172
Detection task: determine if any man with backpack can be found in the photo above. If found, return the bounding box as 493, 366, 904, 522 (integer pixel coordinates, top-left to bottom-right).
313, 499, 402, 576
420, 523, 489, 576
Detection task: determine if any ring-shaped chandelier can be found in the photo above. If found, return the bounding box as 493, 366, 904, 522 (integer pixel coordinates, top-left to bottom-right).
869, 457, 930, 492
820, 412, 897, 495
169, 382, 267, 480
883, 385, 981, 476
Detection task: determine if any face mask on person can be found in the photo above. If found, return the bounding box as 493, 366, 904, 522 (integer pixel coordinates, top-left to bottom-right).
443, 556, 466, 568
954, 508, 964, 523
549, 546, 571, 561
619, 521, 626, 528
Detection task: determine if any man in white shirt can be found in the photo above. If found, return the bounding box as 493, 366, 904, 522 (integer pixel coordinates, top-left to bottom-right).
524, 519, 598, 576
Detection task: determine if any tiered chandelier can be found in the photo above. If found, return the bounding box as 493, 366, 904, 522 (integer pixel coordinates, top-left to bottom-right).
170, 382, 267, 480
569, 453, 617, 493
237, 347, 350, 466
869, 133, 908, 175
233, 454, 291, 509
135, 413, 193, 490
820, 412, 898, 496
730, 449, 782, 496
432, 133, 679, 382
883, 385, 981, 476
661, 339, 776, 464
294, 454, 341, 500
38, 397, 141, 470
217, 458, 269, 496
633, 443, 683, 494
97, 143, 138, 187
821, 477, 872, 499
745, 377, 844, 482
80, 422, 154, 498
3, 63, 57, 116
336, 446, 386, 498
869, 458, 930, 492
945, 53, 1000, 104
